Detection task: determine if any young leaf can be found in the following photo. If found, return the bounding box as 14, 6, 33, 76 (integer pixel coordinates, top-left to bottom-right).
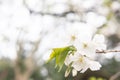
48, 45, 76, 71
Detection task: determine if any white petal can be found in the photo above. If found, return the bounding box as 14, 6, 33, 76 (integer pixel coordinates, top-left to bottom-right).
96, 44, 107, 50
72, 61, 83, 71
93, 34, 105, 43
72, 52, 82, 61
89, 61, 102, 71
64, 54, 73, 66
79, 42, 96, 58
72, 69, 77, 77
80, 66, 89, 73
65, 69, 71, 77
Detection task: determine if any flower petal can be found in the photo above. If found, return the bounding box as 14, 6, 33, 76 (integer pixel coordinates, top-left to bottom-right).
89, 61, 102, 71
72, 69, 77, 77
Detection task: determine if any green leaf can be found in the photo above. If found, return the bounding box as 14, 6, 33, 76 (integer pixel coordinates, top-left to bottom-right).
47, 45, 76, 71
89, 76, 96, 80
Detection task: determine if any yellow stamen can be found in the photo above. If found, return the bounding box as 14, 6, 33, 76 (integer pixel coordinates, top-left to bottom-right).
79, 57, 83, 62
71, 35, 76, 41
83, 43, 87, 48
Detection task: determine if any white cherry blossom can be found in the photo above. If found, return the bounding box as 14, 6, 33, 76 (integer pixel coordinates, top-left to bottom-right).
71, 53, 101, 73
59, 22, 96, 47
64, 50, 102, 76
75, 34, 106, 57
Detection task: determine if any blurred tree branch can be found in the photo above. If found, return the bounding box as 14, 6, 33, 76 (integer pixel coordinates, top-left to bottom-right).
14, 32, 41, 80
23, 0, 75, 17
109, 71, 120, 80
23, 0, 86, 23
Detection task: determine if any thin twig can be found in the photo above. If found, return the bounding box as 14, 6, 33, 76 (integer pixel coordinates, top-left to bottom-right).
96, 50, 120, 54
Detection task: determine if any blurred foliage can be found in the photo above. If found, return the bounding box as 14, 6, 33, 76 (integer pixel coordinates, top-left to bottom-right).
0, 58, 14, 80
103, 0, 112, 7
0, 56, 120, 80
44, 60, 66, 80
103, 58, 120, 75
88, 76, 106, 80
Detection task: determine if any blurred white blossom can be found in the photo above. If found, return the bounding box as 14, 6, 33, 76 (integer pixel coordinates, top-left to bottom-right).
86, 12, 107, 27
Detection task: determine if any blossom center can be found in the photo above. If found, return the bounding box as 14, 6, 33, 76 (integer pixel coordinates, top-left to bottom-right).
83, 43, 88, 48
71, 35, 76, 41
79, 57, 84, 63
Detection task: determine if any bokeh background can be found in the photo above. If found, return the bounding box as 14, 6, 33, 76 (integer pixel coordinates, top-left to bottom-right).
0, 0, 120, 80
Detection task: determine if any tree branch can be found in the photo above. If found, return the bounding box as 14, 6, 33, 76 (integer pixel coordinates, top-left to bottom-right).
96, 50, 120, 54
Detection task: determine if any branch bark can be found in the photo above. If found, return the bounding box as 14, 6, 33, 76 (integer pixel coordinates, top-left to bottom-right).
14, 38, 41, 80
96, 50, 120, 54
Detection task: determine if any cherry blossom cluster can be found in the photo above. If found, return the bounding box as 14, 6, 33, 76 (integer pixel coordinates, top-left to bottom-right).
48, 22, 106, 77
64, 33, 106, 77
